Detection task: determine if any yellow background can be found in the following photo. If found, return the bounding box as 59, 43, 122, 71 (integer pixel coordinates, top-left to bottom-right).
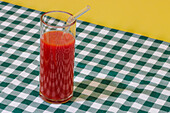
2, 0, 170, 42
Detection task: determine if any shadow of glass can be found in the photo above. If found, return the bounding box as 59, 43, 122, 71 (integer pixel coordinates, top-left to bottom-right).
63, 75, 128, 105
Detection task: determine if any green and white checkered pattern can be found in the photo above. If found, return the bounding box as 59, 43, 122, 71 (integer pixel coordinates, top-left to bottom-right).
0, 1, 170, 113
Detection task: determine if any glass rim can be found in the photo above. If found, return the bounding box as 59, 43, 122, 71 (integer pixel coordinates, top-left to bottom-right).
40, 10, 76, 28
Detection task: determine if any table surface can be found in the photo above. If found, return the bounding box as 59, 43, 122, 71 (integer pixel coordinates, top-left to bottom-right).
0, 1, 170, 113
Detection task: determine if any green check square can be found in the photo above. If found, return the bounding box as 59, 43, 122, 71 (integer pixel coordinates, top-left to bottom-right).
0, 103, 7, 109
1, 62, 10, 67
120, 105, 130, 111
12, 20, 21, 25
22, 99, 32, 105
13, 108, 24, 113
143, 101, 154, 107
14, 86, 25, 92
79, 105, 90, 111
30, 90, 39, 96
127, 96, 137, 102
0, 82, 9, 87
4, 27, 13, 31
37, 104, 49, 110
6, 95, 16, 101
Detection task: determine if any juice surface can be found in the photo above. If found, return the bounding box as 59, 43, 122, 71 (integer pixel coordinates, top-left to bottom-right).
40, 31, 75, 101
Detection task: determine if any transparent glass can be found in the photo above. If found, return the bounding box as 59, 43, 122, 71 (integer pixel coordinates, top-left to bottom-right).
39, 11, 76, 104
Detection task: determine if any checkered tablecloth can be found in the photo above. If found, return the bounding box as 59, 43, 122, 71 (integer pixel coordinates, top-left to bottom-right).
0, 1, 170, 113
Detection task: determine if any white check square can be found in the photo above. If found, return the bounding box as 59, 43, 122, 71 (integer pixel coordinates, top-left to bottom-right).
28, 63, 37, 70
15, 25, 24, 30
138, 94, 149, 100
151, 77, 161, 84
0, 12, 4, 17
18, 92, 29, 99
143, 40, 153, 46
89, 81, 100, 87
108, 40, 117, 45
100, 29, 109, 35
0, 56, 8, 62
3, 6, 12, 10
23, 18, 32, 24
149, 108, 159, 113
7, 31, 17, 37
106, 85, 116, 92
2, 87, 13, 94
103, 66, 113, 70
66, 106, 78, 113
125, 62, 135, 68
116, 51, 126, 57
153, 51, 163, 57
75, 40, 81, 45
138, 48, 147, 53
147, 59, 157, 64
157, 70, 167, 76
74, 76, 84, 82
0, 75, 6, 82
131, 55, 141, 60
1, 21, 10, 26
114, 33, 124, 38
30, 12, 39, 17
159, 44, 168, 50
20, 52, 31, 58
4, 68, 14, 74
28, 45, 38, 51
85, 26, 95, 31
11, 79, 21, 86
9, 101, 20, 107
129, 82, 139, 87
155, 99, 166, 105
95, 54, 104, 59
0, 38, 9, 43
141, 66, 151, 72
19, 71, 29, 78
81, 69, 91, 75
16, 9, 25, 14
123, 44, 132, 49
108, 106, 119, 112
163, 62, 170, 69
79, 50, 89, 55
93, 36, 102, 42
21, 35, 31, 40
13, 42, 23, 47
110, 58, 119, 64
88, 62, 98, 66
101, 47, 111, 52
82, 89, 92, 95
129, 37, 138, 42
29, 28, 39, 33
115, 98, 126, 104
86, 43, 96, 49
9, 15, 18, 20
25, 106, 36, 112
78, 33, 88, 38
75, 57, 83, 62
132, 102, 142, 109
162, 89, 170, 96
145, 85, 155, 91
91, 102, 102, 109
6, 48, 15, 54
26, 84, 37, 90
96, 73, 107, 79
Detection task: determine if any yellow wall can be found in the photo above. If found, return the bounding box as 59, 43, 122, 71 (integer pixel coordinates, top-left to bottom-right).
2, 0, 170, 42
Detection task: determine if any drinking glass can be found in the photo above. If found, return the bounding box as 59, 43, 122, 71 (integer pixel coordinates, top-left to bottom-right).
40, 11, 76, 103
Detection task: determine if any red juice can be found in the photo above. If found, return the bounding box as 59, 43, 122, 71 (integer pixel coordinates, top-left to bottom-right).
40, 31, 75, 103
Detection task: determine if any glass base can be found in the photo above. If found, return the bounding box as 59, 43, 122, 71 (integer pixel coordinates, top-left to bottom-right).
39, 92, 73, 104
